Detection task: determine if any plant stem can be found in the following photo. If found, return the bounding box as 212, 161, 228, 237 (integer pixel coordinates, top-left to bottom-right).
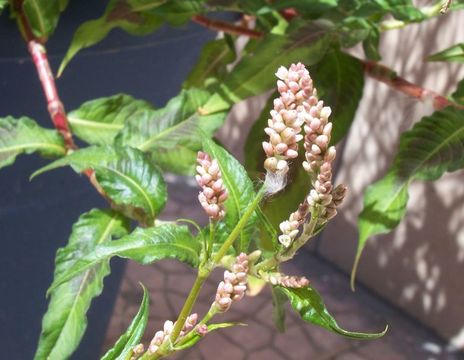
28, 41, 76, 150
191, 14, 261, 39
213, 187, 266, 264
379, 2, 443, 31
361, 59, 464, 110
208, 220, 216, 258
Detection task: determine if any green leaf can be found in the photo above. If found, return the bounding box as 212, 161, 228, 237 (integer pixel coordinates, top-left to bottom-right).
116, 89, 227, 174
0, 0, 8, 12
202, 138, 258, 253
279, 286, 387, 339
68, 94, 155, 145
0, 116, 65, 170
426, 43, 464, 64
354, 107, 464, 287
58, 0, 164, 75
271, 286, 287, 332
183, 39, 236, 91
95, 147, 167, 224
202, 21, 332, 114
451, 78, 464, 105
49, 224, 199, 292
34, 209, 130, 360
101, 285, 149, 360
21, 0, 68, 39
31, 145, 118, 179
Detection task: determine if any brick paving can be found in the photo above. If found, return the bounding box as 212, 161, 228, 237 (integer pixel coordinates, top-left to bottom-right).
102, 177, 464, 360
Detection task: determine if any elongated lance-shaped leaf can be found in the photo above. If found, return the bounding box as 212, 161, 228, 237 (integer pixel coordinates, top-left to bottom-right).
0, 116, 65, 170
427, 43, 464, 64
68, 94, 155, 145
201, 21, 332, 114
101, 285, 149, 360
34, 209, 130, 360
354, 107, 464, 287
95, 147, 167, 225
202, 138, 258, 253
116, 88, 227, 174
49, 224, 199, 293
58, 0, 164, 75
31, 145, 117, 179
279, 286, 387, 339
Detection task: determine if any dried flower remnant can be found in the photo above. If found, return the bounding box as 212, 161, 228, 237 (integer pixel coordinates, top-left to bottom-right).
147, 313, 198, 355
195, 152, 228, 220
263, 63, 316, 192
214, 253, 249, 312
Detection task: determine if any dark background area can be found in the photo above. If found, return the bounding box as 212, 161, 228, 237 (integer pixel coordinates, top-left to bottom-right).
0, 1, 216, 358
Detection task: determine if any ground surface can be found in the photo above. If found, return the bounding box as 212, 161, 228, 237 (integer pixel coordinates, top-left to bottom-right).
103, 178, 464, 360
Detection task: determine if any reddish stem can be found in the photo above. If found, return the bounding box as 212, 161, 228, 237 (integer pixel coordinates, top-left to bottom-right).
191, 14, 461, 111
362, 60, 463, 110
28, 41, 77, 149
191, 15, 261, 39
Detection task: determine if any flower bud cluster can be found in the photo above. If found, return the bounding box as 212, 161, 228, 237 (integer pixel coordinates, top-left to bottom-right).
214, 253, 249, 312
267, 273, 310, 288
195, 152, 228, 220
324, 184, 347, 220
263, 63, 316, 175
278, 202, 309, 247
147, 314, 198, 355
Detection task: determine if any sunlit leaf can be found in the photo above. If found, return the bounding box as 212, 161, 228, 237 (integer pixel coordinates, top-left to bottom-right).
101, 285, 149, 360
279, 285, 387, 338
34, 209, 129, 360
48, 224, 199, 292
427, 43, 464, 64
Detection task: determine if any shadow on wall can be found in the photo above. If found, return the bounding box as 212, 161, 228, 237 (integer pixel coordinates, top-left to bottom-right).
317, 11, 464, 348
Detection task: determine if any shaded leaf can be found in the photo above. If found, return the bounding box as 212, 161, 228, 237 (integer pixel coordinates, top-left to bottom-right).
183, 38, 236, 91
451, 78, 464, 105
34, 209, 129, 360
202, 21, 332, 114
427, 43, 464, 64
271, 286, 287, 332
58, 0, 164, 75
68, 94, 155, 145
0, 116, 65, 170
95, 147, 167, 224
21, 0, 68, 39
279, 286, 387, 338
31, 145, 118, 179
101, 285, 149, 360
202, 138, 258, 253
354, 107, 464, 286
49, 224, 199, 292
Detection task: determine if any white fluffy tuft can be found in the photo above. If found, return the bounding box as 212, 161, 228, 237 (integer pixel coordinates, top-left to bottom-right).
264, 171, 287, 196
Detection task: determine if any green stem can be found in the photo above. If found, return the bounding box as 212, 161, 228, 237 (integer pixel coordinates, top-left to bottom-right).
175, 304, 218, 348
213, 187, 266, 264
379, 2, 443, 31
208, 220, 216, 258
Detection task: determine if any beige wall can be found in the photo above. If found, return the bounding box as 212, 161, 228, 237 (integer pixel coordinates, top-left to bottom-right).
318, 11, 464, 347
218, 9, 464, 348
